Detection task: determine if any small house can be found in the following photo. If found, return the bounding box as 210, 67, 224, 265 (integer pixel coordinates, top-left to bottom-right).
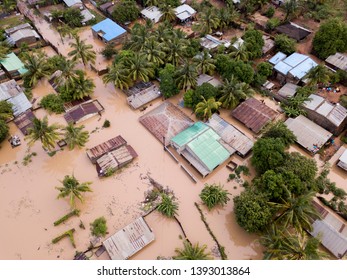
174, 4, 196, 23
196, 74, 222, 87
80, 9, 95, 25
274, 82, 299, 102
200, 35, 230, 50
325, 53, 347, 72
284, 115, 332, 154
126, 82, 161, 110
303, 94, 347, 136
63, 99, 104, 124
13, 110, 36, 135
5, 23, 41, 48
140, 6, 162, 24
91, 18, 127, 44
337, 149, 347, 171
275, 22, 311, 42
231, 98, 279, 134
62, 0, 83, 9
0, 52, 28, 80
262, 35, 275, 55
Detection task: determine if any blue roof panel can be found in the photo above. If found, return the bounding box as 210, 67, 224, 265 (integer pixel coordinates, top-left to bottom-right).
289, 58, 317, 79
269, 52, 287, 65
282, 53, 308, 67
92, 18, 126, 42
274, 61, 292, 75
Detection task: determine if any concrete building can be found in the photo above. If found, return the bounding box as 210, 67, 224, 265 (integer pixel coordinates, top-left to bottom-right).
91, 18, 127, 44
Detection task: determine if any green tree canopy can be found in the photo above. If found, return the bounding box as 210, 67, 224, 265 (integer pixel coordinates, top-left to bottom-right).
63, 123, 89, 150
262, 121, 297, 147
195, 97, 221, 120
159, 64, 179, 99
0, 119, 9, 143
0, 100, 13, 121
200, 183, 230, 210
112, 0, 140, 24
243, 29, 264, 59
156, 193, 179, 218
256, 62, 273, 78
274, 34, 296, 55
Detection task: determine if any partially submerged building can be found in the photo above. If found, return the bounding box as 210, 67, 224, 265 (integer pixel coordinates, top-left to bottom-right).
262, 35, 275, 55
139, 101, 193, 145
206, 114, 254, 157
325, 53, 347, 72
269, 52, 318, 84
126, 82, 162, 110
337, 149, 347, 171
0, 79, 32, 117
0, 52, 28, 80
171, 122, 231, 177
231, 98, 279, 134
86, 135, 127, 163
81, 9, 95, 25
310, 200, 347, 259
96, 145, 138, 176
284, 115, 332, 154
275, 22, 311, 41
13, 110, 36, 135
141, 6, 162, 23
174, 4, 196, 22
196, 74, 222, 87
103, 216, 154, 260
303, 94, 347, 136
64, 99, 104, 124
200, 35, 231, 50
277, 82, 299, 99
5, 23, 41, 48
91, 18, 127, 44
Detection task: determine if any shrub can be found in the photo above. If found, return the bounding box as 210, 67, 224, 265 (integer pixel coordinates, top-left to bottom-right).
101, 43, 117, 60
266, 18, 281, 31
265, 6, 275, 18
0, 119, 9, 143
102, 119, 111, 128
40, 94, 65, 114
274, 34, 296, 54
339, 95, 347, 109
90, 217, 108, 237
200, 183, 230, 210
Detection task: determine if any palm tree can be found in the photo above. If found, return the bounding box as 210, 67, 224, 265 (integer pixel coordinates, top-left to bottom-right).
200, 183, 230, 210
68, 36, 96, 66
124, 53, 154, 82
193, 8, 220, 35
270, 191, 321, 234
284, 0, 299, 21
156, 193, 179, 218
163, 37, 187, 66
267, 231, 328, 260
126, 24, 147, 52
65, 70, 95, 100
260, 224, 286, 260
142, 37, 165, 66
56, 174, 92, 208
144, 0, 159, 6
63, 123, 89, 150
56, 24, 73, 43
103, 63, 131, 90
2, 0, 17, 12
25, 116, 62, 151
229, 43, 251, 61
195, 97, 222, 121
218, 77, 255, 109
22, 51, 51, 88
306, 64, 331, 86
174, 240, 212, 260
54, 57, 78, 88
175, 62, 198, 90
0, 100, 13, 120
159, 4, 176, 23
154, 22, 172, 43
193, 50, 215, 75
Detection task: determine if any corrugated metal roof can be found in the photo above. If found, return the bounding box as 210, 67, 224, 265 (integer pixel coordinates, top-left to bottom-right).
316, 102, 334, 117
63, 0, 82, 7
13, 110, 35, 135
338, 149, 347, 164
274, 61, 292, 75
0, 52, 28, 75
196, 74, 221, 87
278, 83, 298, 98
7, 92, 32, 117
81, 9, 95, 24
284, 115, 332, 153
103, 217, 155, 260
64, 100, 104, 124
232, 38, 244, 50
275, 22, 311, 41
5, 23, 32, 35
174, 4, 196, 21
289, 57, 317, 79
231, 98, 278, 133
304, 94, 324, 110
325, 53, 347, 71
310, 220, 347, 258
200, 35, 231, 50
141, 6, 162, 23
282, 53, 308, 67
206, 114, 253, 156
171, 122, 208, 147
127, 84, 161, 110
0, 79, 22, 101
268, 52, 287, 65
92, 18, 127, 42
8, 29, 40, 45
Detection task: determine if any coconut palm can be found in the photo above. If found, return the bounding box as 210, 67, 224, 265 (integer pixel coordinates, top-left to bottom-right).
154, 22, 172, 43
144, 0, 159, 6
25, 116, 62, 151
175, 62, 198, 90
124, 53, 155, 82
103, 63, 131, 90
56, 24, 74, 43
193, 8, 220, 35
174, 240, 212, 260
270, 191, 321, 234
200, 183, 230, 210
284, 0, 299, 21
229, 43, 251, 61
56, 174, 92, 208
218, 77, 255, 109
63, 123, 89, 150
68, 36, 96, 66
306, 64, 331, 86
142, 37, 165, 66
2, 0, 17, 12
64, 70, 95, 100
126, 24, 147, 52
22, 51, 51, 88
163, 37, 187, 66
195, 97, 222, 121
156, 193, 179, 218
193, 50, 215, 75
54, 57, 79, 88
159, 4, 176, 23
260, 224, 286, 260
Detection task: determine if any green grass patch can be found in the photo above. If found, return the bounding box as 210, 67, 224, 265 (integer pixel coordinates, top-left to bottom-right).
0, 15, 27, 29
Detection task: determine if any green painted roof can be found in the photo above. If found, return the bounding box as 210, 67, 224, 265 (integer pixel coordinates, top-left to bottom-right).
171, 122, 208, 147
0, 52, 27, 75
172, 122, 230, 171
187, 128, 230, 171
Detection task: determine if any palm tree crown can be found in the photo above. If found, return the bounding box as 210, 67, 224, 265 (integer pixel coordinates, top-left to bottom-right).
22, 51, 51, 87
68, 36, 96, 66
63, 123, 89, 150
174, 240, 212, 260
103, 63, 131, 90
124, 53, 154, 82
195, 97, 222, 121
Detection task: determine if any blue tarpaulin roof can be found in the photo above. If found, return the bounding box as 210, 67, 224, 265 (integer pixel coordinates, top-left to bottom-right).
91, 18, 126, 42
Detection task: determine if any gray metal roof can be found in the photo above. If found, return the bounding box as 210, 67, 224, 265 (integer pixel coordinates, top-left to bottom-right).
81, 9, 95, 24
141, 6, 162, 23
0, 80, 23, 101
284, 115, 332, 153
197, 74, 222, 87
7, 29, 40, 45
206, 114, 254, 156
174, 4, 196, 21
63, 0, 82, 7
337, 149, 347, 170
7, 92, 32, 117
310, 220, 347, 258
304, 94, 324, 110
5, 23, 32, 35
278, 83, 299, 98
200, 35, 231, 50
325, 53, 347, 71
